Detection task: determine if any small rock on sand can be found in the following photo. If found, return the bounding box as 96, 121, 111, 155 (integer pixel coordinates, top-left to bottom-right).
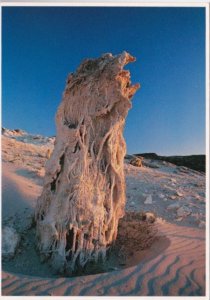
176, 191, 184, 197
145, 212, 156, 223
198, 220, 205, 228
176, 206, 192, 217
169, 195, 177, 200
144, 195, 153, 204
46, 148, 52, 159
2, 226, 20, 259
167, 202, 180, 211
130, 157, 143, 167
159, 193, 165, 199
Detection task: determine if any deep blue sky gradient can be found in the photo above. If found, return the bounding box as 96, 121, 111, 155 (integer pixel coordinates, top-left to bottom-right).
2, 7, 205, 155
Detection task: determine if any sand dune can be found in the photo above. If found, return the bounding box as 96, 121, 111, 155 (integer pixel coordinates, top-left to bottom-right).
1, 129, 206, 296
2, 163, 42, 218
2, 220, 205, 296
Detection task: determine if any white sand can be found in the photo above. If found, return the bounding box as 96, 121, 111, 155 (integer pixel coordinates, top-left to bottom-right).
1, 129, 206, 296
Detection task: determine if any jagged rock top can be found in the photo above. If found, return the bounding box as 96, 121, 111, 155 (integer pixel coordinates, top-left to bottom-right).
66, 51, 140, 101
57, 51, 140, 136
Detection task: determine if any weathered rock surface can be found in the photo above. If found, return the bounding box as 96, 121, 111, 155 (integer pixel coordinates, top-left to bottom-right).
145, 212, 156, 223
130, 157, 143, 167
35, 52, 140, 273
176, 206, 192, 217
167, 202, 180, 211
144, 194, 153, 204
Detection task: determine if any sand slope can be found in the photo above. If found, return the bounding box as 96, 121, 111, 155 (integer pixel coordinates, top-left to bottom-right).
1, 129, 206, 296
2, 221, 205, 296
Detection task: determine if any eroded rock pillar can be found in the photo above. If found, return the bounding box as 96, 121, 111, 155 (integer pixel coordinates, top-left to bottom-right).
35, 51, 140, 273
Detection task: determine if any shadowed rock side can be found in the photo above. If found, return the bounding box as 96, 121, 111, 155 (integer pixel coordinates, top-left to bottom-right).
35, 52, 140, 273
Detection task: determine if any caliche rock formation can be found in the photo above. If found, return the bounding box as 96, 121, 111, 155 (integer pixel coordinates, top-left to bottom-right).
35, 52, 140, 273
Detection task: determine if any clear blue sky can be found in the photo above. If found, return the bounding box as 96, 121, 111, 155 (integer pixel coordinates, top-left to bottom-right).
2, 7, 205, 155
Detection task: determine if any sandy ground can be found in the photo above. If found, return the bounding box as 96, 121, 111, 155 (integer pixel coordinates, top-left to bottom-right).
2, 220, 205, 296
1, 129, 206, 296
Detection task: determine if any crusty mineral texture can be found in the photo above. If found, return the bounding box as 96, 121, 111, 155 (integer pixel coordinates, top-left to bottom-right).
35, 51, 140, 274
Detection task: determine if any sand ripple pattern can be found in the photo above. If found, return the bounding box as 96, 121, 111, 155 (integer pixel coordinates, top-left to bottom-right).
2, 222, 205, 296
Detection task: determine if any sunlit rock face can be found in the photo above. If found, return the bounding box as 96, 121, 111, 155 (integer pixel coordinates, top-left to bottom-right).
35, 52, 140, 274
